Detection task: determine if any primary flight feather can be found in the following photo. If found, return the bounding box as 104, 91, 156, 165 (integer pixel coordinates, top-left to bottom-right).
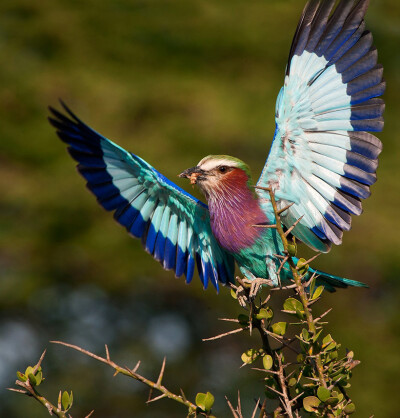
49, 0, 384, 292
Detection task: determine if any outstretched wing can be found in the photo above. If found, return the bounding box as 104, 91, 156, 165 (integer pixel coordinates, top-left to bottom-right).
49, 103, 235, 291
257, 0, 384, 252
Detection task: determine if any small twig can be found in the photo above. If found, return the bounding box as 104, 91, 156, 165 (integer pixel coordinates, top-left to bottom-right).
9, 351, 70, 418
51, 341, 197, 412
276, 354, 294, 418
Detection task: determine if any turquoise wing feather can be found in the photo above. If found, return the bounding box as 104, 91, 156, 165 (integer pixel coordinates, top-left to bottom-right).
49, 103, 235, 291
257, 0, 384, 252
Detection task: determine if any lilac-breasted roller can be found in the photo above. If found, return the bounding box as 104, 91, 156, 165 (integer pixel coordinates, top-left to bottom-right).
49, 0, 384, 293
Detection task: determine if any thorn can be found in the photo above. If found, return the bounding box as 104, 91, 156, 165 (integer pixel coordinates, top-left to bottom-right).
105, 345, 110, 361
252, 224, 277, 229
156, 357, 166, 386
265, 385, 284, 397
84, 410, 95, 418
202, 327, 248, 342
218, 318, 240, 323
303, 252, 321, 265
284, 215, 304, 236
113, 369, 120, 377
290, 391, 305, 406
147, 393, 167, 404
251, 398, 260, 418
147, 388, 153, 402
180, 388, 187, 402
251, 367, 278, 375
274, 254, 287, 260
277, 202, 294, 215
7, 388, 28, 394
237, 390, 242, 414
132, 360, 141, 373
261, 293, 271, 306
276, 256, 289, 278
315, 308, 332, 322
225, 396, 240, 418
271, 283, 297, 291
33, 349, 47, 374
58, 390, 62, 409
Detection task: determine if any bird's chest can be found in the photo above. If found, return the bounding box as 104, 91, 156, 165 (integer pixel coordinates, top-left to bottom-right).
209, 199, 267, 254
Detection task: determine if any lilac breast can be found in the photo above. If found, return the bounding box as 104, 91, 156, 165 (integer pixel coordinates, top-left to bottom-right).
208, 188, 268, 253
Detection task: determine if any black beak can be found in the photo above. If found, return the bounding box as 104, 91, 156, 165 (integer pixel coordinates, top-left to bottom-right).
179, 166, 206, 185
179, 166, 201, 178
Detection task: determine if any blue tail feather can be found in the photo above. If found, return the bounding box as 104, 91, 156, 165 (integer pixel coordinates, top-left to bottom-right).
311, 267, 368, 292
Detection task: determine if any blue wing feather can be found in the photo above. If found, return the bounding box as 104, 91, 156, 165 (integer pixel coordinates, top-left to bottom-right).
258, 0, 384, 252
49, 103, 234, 290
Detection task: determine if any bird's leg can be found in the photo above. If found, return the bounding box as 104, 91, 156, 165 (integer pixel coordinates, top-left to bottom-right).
234, 277, 250, 307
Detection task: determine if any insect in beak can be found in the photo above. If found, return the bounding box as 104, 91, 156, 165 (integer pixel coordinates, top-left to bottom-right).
179, 167, 205, 185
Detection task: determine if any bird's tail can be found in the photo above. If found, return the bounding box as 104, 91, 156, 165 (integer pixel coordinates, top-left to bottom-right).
310, 267, 368, 293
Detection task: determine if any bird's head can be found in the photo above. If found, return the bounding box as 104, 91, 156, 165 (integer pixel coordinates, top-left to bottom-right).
179, 155, 253, 200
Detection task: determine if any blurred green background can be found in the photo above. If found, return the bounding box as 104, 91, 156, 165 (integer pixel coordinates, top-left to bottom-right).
1, 0, 399, 416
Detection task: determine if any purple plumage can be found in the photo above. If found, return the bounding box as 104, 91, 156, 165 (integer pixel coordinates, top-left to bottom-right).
207, 168, 267, 253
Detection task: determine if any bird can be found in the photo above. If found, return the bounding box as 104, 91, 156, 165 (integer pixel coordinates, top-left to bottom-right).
49, 0, 384, 294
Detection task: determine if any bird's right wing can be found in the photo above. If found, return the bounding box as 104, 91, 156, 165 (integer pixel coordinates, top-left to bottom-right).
49, 103, 235, 291
257, 0, 384, 252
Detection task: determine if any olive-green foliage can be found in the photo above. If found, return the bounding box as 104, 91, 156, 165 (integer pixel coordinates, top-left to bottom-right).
1, 0, 400, 416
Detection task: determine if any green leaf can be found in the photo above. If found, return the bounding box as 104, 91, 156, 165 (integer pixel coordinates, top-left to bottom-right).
256, 308, 273, 320
271, 322, 287, 336
297, 258, 309, 274
301, 328, 310, 342
25, 366, 34, 377
287, 242, 297, 257
195, 392, 214, 412
283, 297, 303, 313
325, 396, 340, 406
322, 334, 333, 347
309, 276, 316, 299
27, 373, 37, 386
317, 386, 331, 402
263, 355, 273, 370
230, 289, 237, 299
311, 285, 324, 300
241, 349, 260, 364
343, 403, 356, 414
62, 391, 73, 411
312, 329, 323, 343
16, 371, 27, 382
303, 396, 321, 412
35, 369, 43, 386
288, 377, 297, 387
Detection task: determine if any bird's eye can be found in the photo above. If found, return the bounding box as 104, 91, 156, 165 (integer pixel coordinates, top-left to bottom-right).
218, 166, 228, 173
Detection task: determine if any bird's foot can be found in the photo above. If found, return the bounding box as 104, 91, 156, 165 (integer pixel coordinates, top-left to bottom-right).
246, 278, 274, 299
234, 277, 274, 306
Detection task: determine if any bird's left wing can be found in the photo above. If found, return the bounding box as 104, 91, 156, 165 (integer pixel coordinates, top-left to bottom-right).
49, 103, 235, 291
257, 0, 384, 253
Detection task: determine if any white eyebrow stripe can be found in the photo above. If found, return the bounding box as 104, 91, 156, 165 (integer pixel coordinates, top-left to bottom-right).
198, 158, 238, 171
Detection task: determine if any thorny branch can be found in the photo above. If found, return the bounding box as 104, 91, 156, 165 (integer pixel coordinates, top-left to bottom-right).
257, 186, 327, 389
50, 340, 199, 414
9, 188, 359, 417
